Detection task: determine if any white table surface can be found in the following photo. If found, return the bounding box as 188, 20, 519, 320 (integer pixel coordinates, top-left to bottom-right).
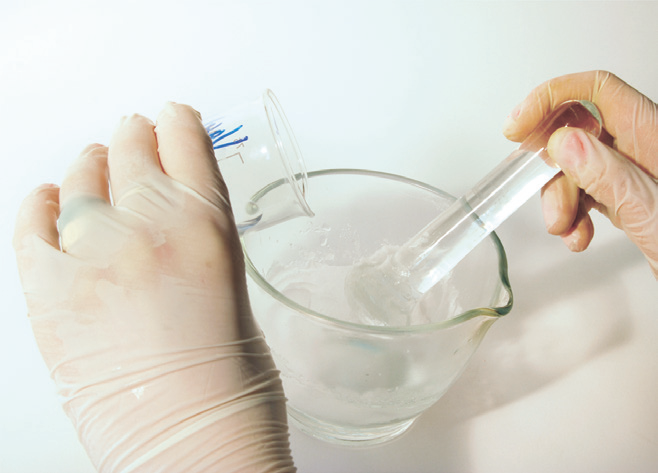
1, 2, 657, 472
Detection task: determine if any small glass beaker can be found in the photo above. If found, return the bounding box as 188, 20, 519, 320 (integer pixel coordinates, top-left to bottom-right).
205, 89, 314, 231
241, 169, 513, 445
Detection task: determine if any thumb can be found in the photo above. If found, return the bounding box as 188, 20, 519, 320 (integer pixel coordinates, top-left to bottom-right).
547, 127, 658, 276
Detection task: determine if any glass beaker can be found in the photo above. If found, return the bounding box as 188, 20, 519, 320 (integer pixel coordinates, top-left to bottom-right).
205, 89, 314, 231
241, 169, 512, 445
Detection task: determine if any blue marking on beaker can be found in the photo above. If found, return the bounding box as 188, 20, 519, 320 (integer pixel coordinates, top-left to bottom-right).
213, 135, 249, 149
206, 122, 249, 150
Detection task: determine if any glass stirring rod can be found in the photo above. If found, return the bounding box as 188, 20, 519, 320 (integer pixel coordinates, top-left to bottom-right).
397, 100, 603, 293
347, 101, 603, 325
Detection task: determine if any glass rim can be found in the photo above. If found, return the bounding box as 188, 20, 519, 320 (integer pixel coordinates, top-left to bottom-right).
262, 89, 314, 217
242, 168, 513, 335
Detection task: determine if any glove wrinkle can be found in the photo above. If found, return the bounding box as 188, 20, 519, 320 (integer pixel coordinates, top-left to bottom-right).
14, 103, 296, 473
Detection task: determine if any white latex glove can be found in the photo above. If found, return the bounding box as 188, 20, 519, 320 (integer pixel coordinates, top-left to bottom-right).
503, 70, 658, 277
13, 103, 296, 472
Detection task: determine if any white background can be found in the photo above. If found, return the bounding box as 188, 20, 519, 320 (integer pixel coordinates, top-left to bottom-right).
1, 1, 657, 472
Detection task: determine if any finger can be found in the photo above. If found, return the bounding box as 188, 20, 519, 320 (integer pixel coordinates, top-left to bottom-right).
503, 71, 658, 173
502, 71, 618, 141
548, 127, 658, 263
108, 114, 162, 204
59, 144, 111, 208
13, 184, 61, 253
541, 173, 580, 235
154, 102, 229, 207
559, 197, 595, 252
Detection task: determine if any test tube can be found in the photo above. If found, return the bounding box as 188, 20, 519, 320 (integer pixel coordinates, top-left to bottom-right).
395, 100, 603, 293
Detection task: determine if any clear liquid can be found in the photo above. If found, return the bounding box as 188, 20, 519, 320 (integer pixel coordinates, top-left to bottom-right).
256, 263, 462, 437
264, 245, 462, 329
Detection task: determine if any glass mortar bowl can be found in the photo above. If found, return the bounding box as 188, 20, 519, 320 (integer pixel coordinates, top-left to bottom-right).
241, 169, 513, 445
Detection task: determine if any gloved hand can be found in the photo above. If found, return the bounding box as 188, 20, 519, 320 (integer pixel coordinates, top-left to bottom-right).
503, 70, 658, 277
13, 103, 296, 472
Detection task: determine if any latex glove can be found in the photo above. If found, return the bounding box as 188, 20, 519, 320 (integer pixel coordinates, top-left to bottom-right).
503, 70, 658, 277
13, 103, 296, 473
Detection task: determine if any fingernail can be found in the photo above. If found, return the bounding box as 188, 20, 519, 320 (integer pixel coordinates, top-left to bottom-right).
158, 101, 178, 119
547, 128, 590, 172
502, 104, 522, 136
562, 230, 584, 252
32, 183, 59, 195
119, 113, 155, 127
157, 102, 202, 123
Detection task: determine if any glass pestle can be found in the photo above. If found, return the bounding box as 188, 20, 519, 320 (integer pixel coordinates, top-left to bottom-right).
347, 101, 603, 323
